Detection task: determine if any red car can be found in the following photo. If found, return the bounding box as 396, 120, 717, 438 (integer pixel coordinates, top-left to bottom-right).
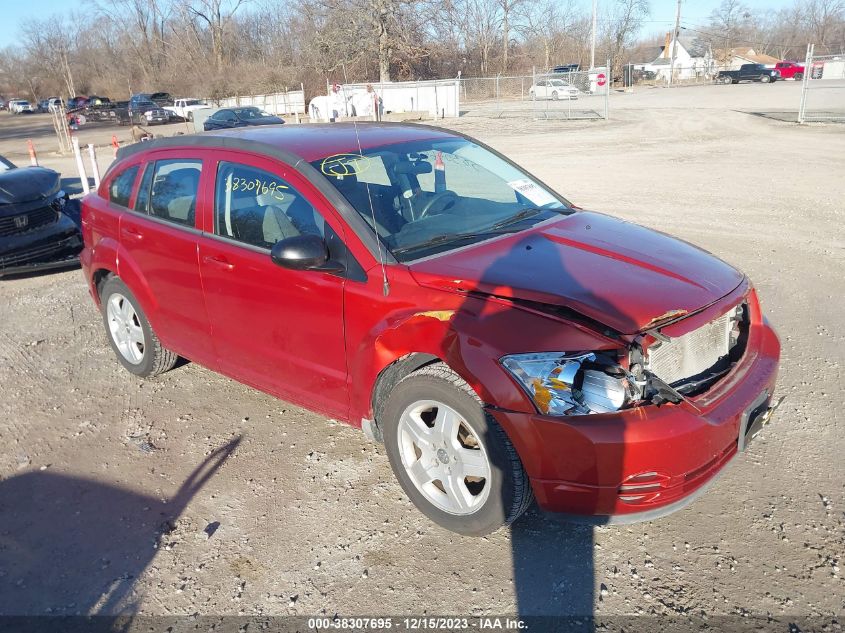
774, 61, 805, 80
80, 124, 782, 535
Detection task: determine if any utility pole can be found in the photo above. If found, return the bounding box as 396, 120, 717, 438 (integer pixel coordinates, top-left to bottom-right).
590, 0, 598, 70
668, 0, 682, 85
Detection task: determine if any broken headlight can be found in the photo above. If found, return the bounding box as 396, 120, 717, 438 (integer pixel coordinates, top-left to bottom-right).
501, 352, 642, 416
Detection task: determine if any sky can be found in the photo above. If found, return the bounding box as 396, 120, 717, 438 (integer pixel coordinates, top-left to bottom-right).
633, 0, 794, 41
0, 0, 797, 48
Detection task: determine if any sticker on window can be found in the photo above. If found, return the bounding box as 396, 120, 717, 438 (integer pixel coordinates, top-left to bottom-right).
507, 179, 558, 207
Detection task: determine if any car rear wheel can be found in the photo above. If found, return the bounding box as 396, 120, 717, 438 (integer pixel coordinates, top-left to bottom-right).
187, 112, 194, 122
381, 363, 533, 536
761, 74, 771, 83
794, 72, 804, 80
551, 91, 559, 100
100, 276, 178, 378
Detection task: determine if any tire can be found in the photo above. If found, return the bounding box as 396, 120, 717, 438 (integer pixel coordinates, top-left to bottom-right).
795, 72, 803, 81
721, 76, 732, 85
551, 91, 559, 101
187, 112, 193, 122
381, 363, 533, 536
761, 74, 771, 83
100, 276, 178, 378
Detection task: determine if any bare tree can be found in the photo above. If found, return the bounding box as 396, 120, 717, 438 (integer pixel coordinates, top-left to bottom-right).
806, 0, 845, 49
0, 0, 841, 102
184, 0, 249, 71
601, 0, 650, 76
520, 0, 580, 70
20, 16, 82, 97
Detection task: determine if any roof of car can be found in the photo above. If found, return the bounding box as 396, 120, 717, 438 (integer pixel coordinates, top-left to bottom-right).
117, 122, 459, 163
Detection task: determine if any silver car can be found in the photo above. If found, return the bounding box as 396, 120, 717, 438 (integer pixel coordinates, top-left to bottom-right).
529, 79, 580, 101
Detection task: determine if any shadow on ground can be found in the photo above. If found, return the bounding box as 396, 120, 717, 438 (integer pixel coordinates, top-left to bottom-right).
0, 437, 240, 615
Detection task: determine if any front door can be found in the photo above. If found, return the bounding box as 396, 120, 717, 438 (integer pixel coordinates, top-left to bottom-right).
197, 155, 349, 419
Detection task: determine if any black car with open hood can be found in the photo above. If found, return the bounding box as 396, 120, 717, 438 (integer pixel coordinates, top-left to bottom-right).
0, 155, 83, 277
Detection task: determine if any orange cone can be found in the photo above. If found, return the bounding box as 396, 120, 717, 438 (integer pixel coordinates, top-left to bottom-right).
27, 139, 38, 166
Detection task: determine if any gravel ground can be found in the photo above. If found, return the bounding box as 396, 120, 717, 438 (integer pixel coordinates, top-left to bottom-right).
0, 82, 843, 621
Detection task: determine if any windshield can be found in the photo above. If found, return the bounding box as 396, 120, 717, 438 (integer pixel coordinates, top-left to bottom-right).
312, 138, 571, 261
234, 107, 271, 119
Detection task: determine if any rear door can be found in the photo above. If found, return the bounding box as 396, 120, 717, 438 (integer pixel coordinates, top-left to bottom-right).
196, 153, 349, 418
118, 150, 215, 365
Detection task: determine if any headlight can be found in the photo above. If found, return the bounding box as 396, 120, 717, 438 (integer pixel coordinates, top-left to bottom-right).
501, 352, 640, 416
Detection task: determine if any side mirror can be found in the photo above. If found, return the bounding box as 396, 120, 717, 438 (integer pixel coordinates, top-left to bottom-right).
270, 234, 342, 273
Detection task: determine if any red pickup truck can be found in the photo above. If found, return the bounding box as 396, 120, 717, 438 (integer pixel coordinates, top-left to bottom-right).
775, 61, 805, 80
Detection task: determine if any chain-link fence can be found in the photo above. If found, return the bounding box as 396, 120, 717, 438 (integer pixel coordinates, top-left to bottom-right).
620, 63, 717, 88
798, 45, 845, 123
458, 65, 610, 120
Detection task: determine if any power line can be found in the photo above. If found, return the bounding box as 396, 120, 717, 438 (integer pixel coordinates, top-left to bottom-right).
679, 24, 809, 50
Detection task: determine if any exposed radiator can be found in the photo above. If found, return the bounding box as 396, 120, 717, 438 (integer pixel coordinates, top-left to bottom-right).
646, 311, 733, 385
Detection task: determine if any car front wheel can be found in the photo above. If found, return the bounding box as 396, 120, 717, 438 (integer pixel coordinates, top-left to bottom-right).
100, 276, 178, 378
381, 363, 533, 536
761, 75, 771, 83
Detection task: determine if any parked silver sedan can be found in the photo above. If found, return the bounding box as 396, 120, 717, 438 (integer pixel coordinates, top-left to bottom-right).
529, 79, 580, 100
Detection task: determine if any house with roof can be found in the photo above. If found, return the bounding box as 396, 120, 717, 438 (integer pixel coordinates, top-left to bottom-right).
633, 34, 715, 81
714, 47, 780, 69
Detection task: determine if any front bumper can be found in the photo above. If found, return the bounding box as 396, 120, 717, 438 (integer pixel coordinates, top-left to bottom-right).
488, 318, 781, 521
0, 215, 83, 277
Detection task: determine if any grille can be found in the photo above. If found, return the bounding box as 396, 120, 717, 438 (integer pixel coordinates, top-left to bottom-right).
646, 311, 732, 386
0, 206, 59, 237
0, 241, 65, 267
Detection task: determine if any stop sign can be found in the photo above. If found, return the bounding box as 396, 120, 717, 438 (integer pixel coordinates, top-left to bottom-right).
597, 73, 607, 86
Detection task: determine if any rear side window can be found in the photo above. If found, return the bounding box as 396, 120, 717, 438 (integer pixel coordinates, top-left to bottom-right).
214, 162, 323, 249
148, 159, 202, 227
108, 165, 139, 208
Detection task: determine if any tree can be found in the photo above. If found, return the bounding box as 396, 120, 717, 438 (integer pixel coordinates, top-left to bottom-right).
185, 0, 249, 72
520, 0, 580, 70
602, 0, 650, 76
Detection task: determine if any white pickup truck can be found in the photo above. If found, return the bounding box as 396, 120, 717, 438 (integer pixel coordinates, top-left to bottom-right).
163, 98, 208, 121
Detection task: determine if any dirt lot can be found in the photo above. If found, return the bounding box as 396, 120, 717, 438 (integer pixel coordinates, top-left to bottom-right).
1, 81, 843, 622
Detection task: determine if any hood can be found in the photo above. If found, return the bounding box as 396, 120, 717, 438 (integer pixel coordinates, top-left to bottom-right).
0, 167, 61, 206
409, 211, 744, 335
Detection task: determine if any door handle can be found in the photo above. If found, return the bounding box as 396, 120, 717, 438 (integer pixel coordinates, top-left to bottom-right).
202, 254, 235, 271
121, 226, 144, 241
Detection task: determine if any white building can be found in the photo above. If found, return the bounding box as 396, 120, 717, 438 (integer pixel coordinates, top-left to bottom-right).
634, 35, 715, 82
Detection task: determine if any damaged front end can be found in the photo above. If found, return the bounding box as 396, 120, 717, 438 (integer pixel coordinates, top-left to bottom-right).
500, 303, 751, 417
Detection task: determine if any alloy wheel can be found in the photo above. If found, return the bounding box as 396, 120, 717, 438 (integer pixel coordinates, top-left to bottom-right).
396, 399, 491, 515
106, 293, 146, 365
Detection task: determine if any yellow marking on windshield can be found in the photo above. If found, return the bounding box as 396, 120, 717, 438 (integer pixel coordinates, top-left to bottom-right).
320, 153, 372, 178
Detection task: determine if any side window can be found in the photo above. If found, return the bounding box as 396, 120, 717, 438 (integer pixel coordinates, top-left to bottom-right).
134, 162, 154, 213
108, 165, 139, 208
215, 162, 324, 249
148, 159, 202, 227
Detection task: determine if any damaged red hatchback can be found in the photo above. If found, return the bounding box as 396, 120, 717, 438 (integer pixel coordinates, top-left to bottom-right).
81, 124, 781, 535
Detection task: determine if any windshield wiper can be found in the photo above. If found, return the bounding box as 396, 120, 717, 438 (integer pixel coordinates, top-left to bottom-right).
488, 207, 544, 230
393, 228, 520, 255
393, 209, 550, 256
